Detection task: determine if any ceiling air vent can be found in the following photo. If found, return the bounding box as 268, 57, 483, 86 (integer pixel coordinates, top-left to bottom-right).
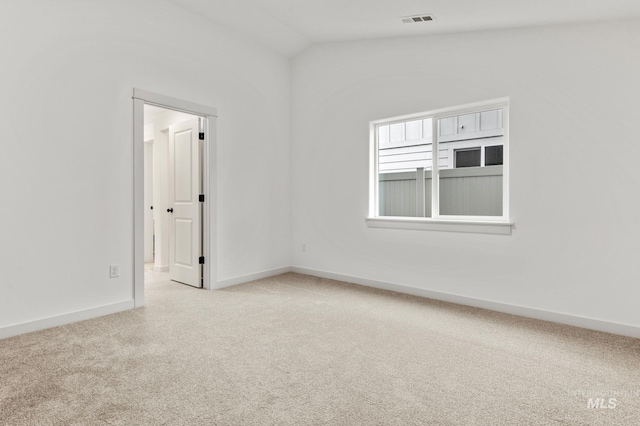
401, 15, 435, 24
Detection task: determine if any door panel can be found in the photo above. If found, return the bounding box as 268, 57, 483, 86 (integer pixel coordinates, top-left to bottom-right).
168, 118, 201, 288
174, 219, 193, 266
174, 131, 193, 202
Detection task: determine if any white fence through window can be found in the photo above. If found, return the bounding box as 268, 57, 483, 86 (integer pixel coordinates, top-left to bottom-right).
379, 166, 503, 217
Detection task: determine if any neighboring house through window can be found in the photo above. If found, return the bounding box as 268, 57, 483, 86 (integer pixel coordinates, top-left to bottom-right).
368, 99, 511, 234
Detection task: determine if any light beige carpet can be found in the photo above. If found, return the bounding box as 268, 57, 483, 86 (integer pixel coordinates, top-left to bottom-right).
1, 272, 639, 425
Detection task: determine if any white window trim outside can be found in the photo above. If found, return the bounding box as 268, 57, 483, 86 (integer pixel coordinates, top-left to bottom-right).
367, 97, 513, 235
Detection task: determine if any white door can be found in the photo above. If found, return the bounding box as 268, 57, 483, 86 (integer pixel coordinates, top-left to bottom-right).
168, 118, 202, 287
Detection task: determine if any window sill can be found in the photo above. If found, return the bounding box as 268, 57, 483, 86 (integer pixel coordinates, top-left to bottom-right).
365, 217, 513, 235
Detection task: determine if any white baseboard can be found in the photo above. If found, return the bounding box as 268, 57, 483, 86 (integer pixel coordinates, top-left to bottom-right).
153, 265, 169, 272
291, 266, 640, 339
5, 267, 638, 341
214, 266, 293, 290
0, 300, 135, 340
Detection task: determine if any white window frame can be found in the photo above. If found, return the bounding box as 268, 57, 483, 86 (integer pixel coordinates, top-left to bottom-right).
367, 98, 513, 235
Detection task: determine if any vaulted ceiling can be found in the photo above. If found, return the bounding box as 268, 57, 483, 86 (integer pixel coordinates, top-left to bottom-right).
166, 0, 640, 57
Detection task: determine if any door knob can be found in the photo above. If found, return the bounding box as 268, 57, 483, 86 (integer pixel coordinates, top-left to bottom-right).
167, 208, 174, 213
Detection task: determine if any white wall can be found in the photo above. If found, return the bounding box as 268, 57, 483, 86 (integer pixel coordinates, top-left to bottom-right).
291, 19, 640, 328
0, 0, 291, 331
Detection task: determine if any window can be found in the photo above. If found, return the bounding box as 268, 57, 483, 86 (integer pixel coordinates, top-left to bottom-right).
454, 145, 503, 168
368, 99, 511, 234
484, 145, 503, 166
455, 148, 481, 168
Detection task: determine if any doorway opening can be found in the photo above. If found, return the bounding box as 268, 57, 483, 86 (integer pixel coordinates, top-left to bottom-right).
144, 105, 203, 288
133, 89, 217, 307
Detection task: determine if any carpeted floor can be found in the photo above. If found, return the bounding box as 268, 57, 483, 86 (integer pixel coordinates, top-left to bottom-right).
1, 271, 639, 425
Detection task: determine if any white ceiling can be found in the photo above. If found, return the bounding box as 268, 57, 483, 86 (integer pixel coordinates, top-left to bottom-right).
166, 0, 640, 57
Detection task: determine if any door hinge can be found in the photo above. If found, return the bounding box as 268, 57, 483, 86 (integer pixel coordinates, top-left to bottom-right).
199, 256, 205, 265
199, 132, 205, 140
199, 194, 205, 202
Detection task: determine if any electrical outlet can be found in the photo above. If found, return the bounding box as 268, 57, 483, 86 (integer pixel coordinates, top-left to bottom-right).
302, 243, 307, 252
109, 264, 119, 278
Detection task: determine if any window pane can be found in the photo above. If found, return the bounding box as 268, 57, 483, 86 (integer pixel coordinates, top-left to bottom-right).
485, 145, 503, 166
378, 119, 432, 217
438, 109, 504, 217
375, 104, 506, 219
455, 148, 481, 168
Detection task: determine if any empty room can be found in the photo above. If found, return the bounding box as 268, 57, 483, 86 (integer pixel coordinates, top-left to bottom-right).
1, 1, 640, 424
